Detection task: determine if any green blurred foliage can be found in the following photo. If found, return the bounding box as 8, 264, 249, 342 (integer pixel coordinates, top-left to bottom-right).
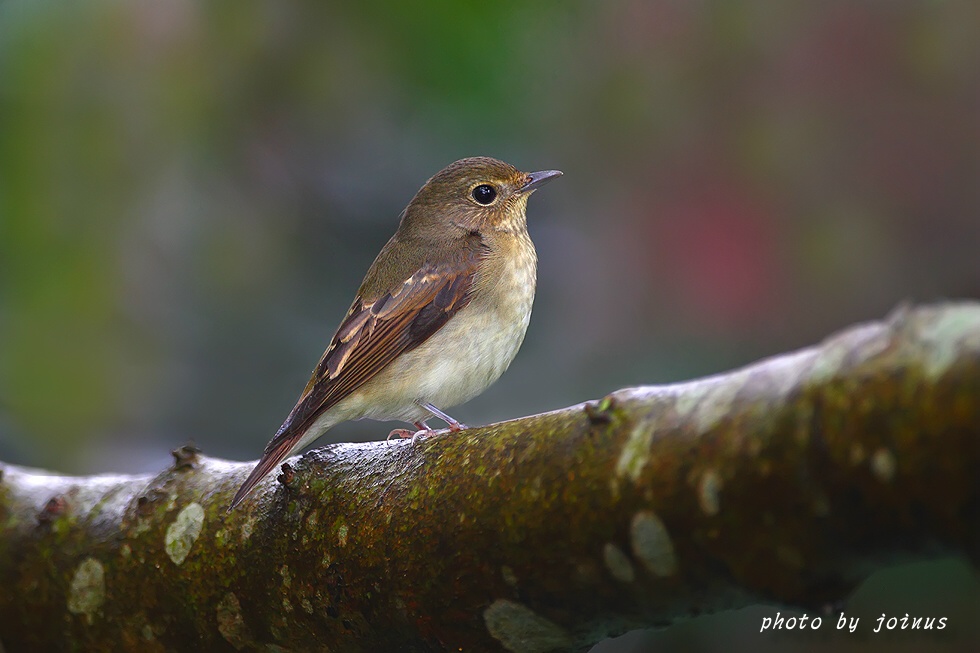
0, 2, 977, 649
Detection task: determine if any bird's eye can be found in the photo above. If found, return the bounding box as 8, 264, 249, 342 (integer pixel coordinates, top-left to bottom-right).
471, 184, 497, 205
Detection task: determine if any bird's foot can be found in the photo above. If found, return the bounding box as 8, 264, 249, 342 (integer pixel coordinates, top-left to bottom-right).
409, 429, 435, 444
387, 420, 434, 443
386, 428, 419, 441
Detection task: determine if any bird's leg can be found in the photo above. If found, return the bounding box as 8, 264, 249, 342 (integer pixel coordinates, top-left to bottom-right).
387, 420, 432, 442
419, 402, 468, 432
386, 402, 468, 443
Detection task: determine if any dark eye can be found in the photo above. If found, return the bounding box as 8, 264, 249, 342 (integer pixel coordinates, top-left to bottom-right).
471, 184, 497, 205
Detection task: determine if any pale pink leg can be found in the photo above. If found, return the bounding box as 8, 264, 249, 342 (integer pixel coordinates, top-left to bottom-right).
420, 402, 468, 432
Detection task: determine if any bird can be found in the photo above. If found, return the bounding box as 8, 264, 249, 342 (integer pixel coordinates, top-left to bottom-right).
229, 156, 562, 510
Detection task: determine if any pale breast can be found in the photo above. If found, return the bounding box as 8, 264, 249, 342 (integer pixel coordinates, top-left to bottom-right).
353, 233, 537, 422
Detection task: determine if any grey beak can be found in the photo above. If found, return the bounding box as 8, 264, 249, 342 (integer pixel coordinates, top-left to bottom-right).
520, 169, 563, 193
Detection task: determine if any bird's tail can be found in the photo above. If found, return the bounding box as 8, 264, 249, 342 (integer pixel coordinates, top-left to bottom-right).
228, 436, 297, 511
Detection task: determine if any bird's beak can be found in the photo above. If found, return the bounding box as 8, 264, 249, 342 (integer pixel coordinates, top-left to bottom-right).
519, 169, 563, 194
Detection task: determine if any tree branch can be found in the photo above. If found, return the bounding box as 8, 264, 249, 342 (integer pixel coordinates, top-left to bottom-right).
1, 302, 977, 652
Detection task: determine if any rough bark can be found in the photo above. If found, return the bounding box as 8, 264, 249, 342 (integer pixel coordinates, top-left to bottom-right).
0, 302, 977, 652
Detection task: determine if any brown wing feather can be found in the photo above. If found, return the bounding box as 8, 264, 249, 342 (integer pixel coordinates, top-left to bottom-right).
229, 250, 482, 511
228, 238, 487, 510
269, 245, 484, 451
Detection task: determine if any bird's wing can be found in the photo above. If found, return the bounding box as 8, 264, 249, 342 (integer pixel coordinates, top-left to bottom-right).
280, 252, 482, 443
229, 241, 485, 510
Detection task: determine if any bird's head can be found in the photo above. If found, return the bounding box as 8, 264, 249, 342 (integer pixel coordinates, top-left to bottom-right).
400, 157, 562, 238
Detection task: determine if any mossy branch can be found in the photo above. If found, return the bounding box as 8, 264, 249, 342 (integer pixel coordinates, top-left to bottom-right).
1, 302, 977, 652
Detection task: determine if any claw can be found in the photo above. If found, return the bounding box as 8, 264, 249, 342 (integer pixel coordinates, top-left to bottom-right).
386, 428, 416, 442
410, 429, 437, 444
387, 421, 434, 442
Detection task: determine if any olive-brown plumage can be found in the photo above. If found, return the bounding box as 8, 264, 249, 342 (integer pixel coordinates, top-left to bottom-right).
230, 157, 561, 509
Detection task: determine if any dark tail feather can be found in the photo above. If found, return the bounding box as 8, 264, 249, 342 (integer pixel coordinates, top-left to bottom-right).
228, 436, 296, 511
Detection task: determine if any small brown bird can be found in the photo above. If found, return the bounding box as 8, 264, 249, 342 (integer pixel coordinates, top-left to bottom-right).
230, 157, 561, 509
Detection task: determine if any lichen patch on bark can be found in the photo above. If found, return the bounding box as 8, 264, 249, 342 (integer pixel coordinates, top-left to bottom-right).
698, 469, 722, 516
165, 502, 205, 565
67, 557, 105, 624
630, 510, 678, 577
484, 599, 572, 653
615, 415, 655, 482
602, 543, 635, 583
870, 448, 897, 483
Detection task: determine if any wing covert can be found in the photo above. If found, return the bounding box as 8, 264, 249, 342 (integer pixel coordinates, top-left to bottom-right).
264, 245, 484, 454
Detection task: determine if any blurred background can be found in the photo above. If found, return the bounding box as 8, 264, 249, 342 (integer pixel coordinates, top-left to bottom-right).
0, 1, 976, 651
